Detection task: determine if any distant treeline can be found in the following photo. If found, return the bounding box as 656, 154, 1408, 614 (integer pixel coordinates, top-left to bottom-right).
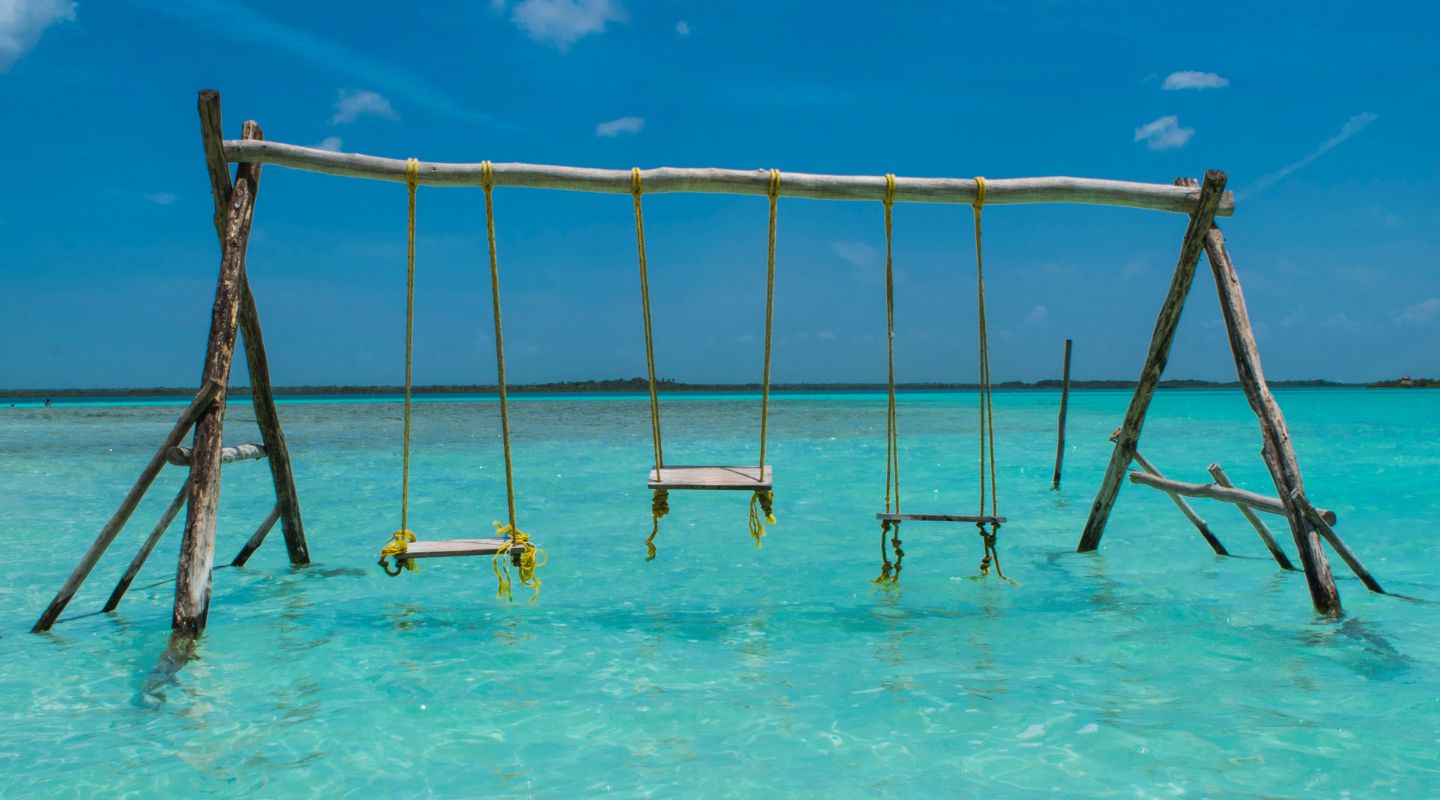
1, 376, 1399, 399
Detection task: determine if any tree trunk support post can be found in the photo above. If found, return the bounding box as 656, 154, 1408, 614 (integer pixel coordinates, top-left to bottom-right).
1051, 338, 1072, 490
199, 89, 309, 567
1077, 172, 1228, 552
1204, 224, 1340, 614
173, 99, 264, 635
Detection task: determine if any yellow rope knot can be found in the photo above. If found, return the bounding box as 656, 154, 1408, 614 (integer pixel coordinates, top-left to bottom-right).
481, 159, 494, 190
405, 157, 420, 190
972, 175, 986, 211
631, 166, 643, 197
644, 488, 669, 561
493, 521, 545, 603
378, 529, 418, 576
974, 522, 1016, 585
872, 519, 904, 585
748, 489, 775, 547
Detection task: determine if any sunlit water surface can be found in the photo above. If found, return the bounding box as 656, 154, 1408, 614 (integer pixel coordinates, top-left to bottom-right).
2, 389, 1438, 797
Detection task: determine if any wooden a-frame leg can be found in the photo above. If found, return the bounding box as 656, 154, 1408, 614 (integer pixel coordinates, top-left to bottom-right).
1077, 172, 1229, 551
199, 89, 308, 566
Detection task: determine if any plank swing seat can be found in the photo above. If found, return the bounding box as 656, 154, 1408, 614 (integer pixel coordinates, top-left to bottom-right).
871, 175, 1014, 585
396, 537, 530, 561
649, 466, 772, 491
632, 168, 781, 558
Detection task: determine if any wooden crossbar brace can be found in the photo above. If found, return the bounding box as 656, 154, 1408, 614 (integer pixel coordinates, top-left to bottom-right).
166, 442, 266, 466
1128, 470, 1338, 525
223, 139, 1236, 217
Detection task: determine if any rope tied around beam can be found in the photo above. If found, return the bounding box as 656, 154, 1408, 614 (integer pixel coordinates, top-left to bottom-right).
875, 173, 904, 585
633, 167, 670, 560
379, 157, 424, 577
748, 168, 781, 548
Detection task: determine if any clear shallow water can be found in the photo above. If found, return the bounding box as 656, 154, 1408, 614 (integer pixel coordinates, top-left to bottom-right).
2, 389, 1438, 798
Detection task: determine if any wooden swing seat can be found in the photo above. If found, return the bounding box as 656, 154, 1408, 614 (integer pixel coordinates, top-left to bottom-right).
649, 465, 773, 491
875, 513, 1006, 524
397, 538, 529, 560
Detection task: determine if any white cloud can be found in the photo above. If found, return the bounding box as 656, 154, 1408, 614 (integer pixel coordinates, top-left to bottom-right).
1397, 297, 1440, 325
595, 115, 644, 137
1022, 305, 1049, 325
316, 136, 343, 151
1134, 115, 1194, 151
675, 20, 689, 35
145, 192, 176, 205
1242, 112, 1379, 197
1163, 71, 1228, 90
511, 0, 625, 50
831, 240, 878, 272
0, 0, 75, 71
332, 89, 399, 124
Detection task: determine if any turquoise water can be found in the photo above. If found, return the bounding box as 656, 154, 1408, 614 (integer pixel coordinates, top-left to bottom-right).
3, 389, 1438, 797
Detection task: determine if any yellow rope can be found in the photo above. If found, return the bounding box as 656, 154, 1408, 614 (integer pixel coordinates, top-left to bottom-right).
493, 522, 547, 603
875, 173, 903, 584
633, 168, 669, 557
972, 176, 1011, 583
378, 529, 416, 576
481, 161, 544, 599
379, 157, 422, 576
749, 168, 781, 547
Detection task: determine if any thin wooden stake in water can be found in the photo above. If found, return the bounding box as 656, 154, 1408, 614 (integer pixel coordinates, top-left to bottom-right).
103, 479, 191, 613
1208, 463, 1296, 570
1052, 338, 1072, 489
1131, 450, 1227, 555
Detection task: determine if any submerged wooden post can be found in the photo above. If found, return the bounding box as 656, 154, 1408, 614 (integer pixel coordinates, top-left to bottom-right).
199, 89, 309, 567
32, 383, 219, 632
1052, 338, 1072, 489
173, 152, 260, 635
231, 506, 281, 567
1208, 464, 1296, 570
103, 480, 190, 613
1131, 450, 1227, 555
1077, 172, 1227, 551
1204, 224, 1340, 614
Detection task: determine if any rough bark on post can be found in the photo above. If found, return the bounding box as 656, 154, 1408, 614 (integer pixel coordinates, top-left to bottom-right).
1077, 172, 1228, 551
173, 172, 258, 635
1052, 338, 1072, 489
199, 90, 309, 566
31, 382, 219, 632
1204, 224, 1340, 614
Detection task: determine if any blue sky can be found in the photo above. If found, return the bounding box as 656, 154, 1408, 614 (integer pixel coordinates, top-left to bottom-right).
1, 0, 1437, 388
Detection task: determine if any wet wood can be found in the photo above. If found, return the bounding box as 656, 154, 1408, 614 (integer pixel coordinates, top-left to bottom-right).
173, 156, 259, 635
224, 139, 1236, 217
1208, 463, 1296, 570
1131, 451, 1227, 555
165, 442, 266, 466
1291, 489, 1384, 594
103, 480, 190, 613
649, 465, 772, 490
1052, 338, 1072, 489
32, 382, 219, 632
1078, 172, 1228, 552
1204, 223, 1340, 614
230, 505, 281, 567
200, 90, 309, 567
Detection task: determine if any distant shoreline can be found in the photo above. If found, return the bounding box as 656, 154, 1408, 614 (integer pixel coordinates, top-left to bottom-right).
4, 377, 1432, 399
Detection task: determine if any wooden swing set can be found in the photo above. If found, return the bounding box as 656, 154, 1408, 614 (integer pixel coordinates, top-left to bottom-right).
33, 88, 1363, 637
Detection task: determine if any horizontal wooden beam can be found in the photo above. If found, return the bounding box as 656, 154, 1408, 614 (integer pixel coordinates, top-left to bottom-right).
1128, 471, 1336, 524
224, 140, 1234, 217
166, 442, 266, 466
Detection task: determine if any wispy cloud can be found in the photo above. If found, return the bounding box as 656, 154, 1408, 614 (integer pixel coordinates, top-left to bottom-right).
122, 0, 515, 130
316, 136, 344, 152
831, 241, 878, 273
145, 192, 177, 205
1397, 297, 1440, 325
1134, 115, 1194, 151
0, 0, 75, 71
595, 115, 644, 137
675, 20, 690, 35
331, 89, 398, 124
509, 0, 625, 50
1022, 305, 1049, 325
1242, 112, 1378, 197
1163, 71, 1228, 90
